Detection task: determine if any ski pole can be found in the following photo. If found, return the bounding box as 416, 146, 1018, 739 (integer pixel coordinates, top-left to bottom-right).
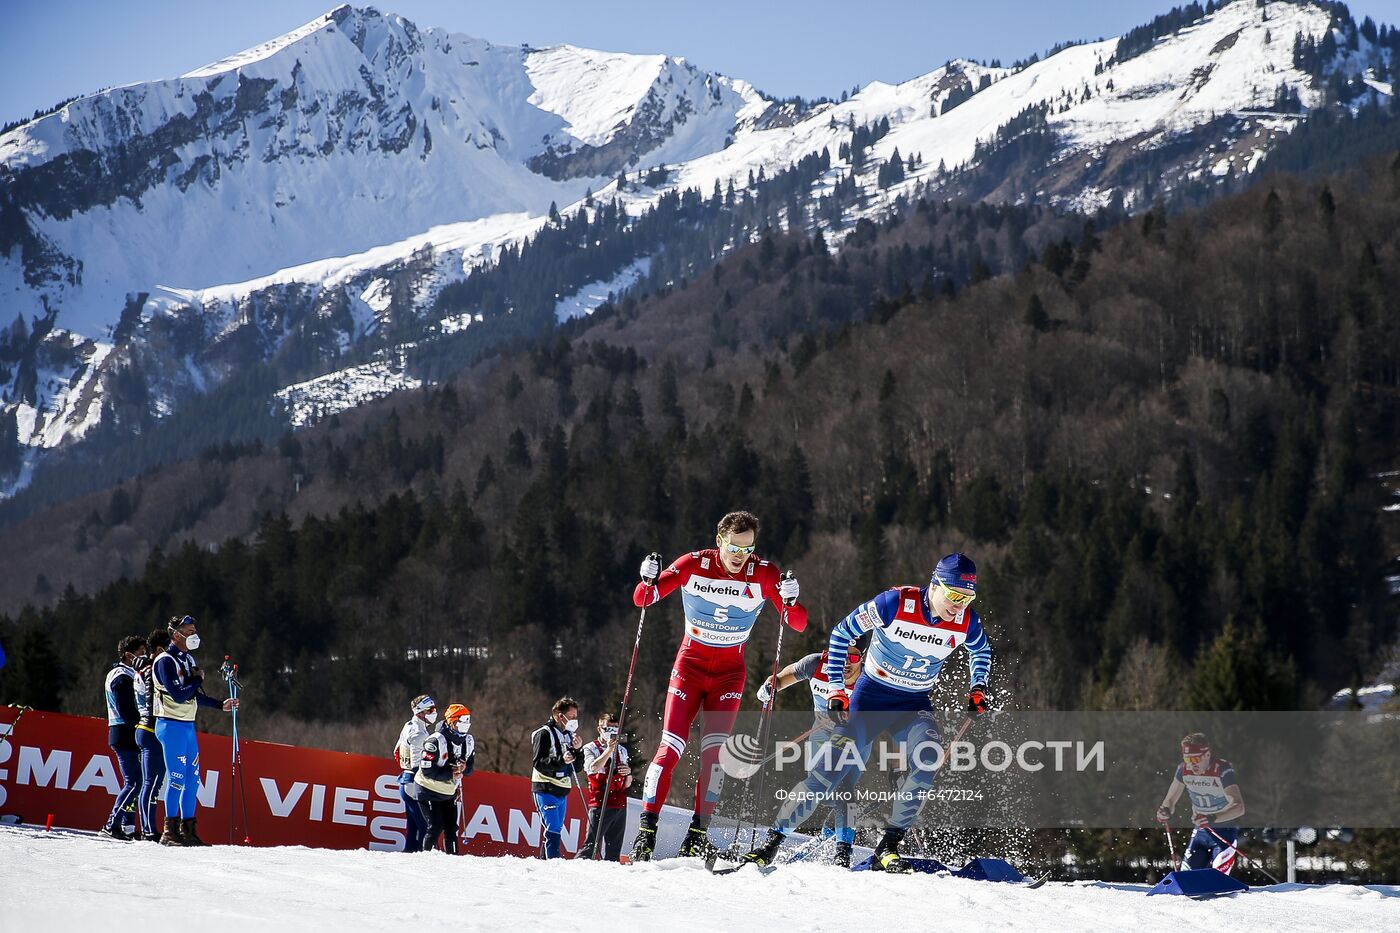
224, 659, 237, 844
590, 553, 659, 860
937, 715, 974, 775
723, 724, 818, 780
741, 570, 795, 850
0, 704, 32, 759
221, 658, 251, 844
1202, 823, 1280, 884
234, 680, 251, 844
569, 764, 591, 845
1164, 823, 1179, 872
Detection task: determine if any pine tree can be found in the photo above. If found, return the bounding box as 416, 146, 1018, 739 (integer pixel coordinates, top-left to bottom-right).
505, 429, 532, 469
856, 513, 886, 595
475, 455, 498, 497
1024, 293, 1050, 331
1187, 620, 1297, 709
2, 629, 67, 709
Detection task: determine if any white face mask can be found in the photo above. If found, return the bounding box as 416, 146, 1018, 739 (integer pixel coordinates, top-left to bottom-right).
423, 711, 438, 724
563, 718, 579, 734
454, 719, 471, 735
184, 633, 201, 651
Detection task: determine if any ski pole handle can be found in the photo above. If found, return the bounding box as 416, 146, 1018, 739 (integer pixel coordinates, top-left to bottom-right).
781, 569, 796, 607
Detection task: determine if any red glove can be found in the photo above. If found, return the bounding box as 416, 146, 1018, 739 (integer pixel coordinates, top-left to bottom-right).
1193, 813, 1211, 829
827, 689, 850, 723
968, 684, 990, 716
1154, 806, 1171, 824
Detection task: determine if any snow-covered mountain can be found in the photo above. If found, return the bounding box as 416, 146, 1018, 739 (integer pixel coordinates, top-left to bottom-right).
0, 5, 767, 336
0, 0, 1393, 498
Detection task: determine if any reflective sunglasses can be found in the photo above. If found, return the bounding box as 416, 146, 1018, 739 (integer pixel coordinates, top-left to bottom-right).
936, 582, 976, 606
719, 535, 756, 556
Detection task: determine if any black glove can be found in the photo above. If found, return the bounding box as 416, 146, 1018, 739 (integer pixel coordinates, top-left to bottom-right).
968, 684, 990, 716
827, 689, 851, 724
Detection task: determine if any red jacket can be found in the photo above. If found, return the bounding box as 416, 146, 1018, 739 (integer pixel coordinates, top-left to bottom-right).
583, 738, 630, 809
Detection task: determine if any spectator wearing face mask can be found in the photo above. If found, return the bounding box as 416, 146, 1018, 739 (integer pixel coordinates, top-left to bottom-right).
394, 694, 438, 852
579, 712, 632, 861
100, 635, 148, 840
132, 629, 171, 841
531, 697, 585, 859
415, 703, 475, 853
152, 614, 237, 846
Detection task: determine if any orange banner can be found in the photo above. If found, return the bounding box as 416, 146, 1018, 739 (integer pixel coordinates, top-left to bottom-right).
0, 706, 587, 855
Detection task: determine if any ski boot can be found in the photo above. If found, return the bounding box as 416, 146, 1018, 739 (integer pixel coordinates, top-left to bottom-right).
677, 815, 718, 859
158, 816, 184, 847
740, 829, 786, 867
631, 811, 659, 862
872, 828, 913, 874
99, 823, 133, 841
832, 841, 853, 868
180, 817, 208, 846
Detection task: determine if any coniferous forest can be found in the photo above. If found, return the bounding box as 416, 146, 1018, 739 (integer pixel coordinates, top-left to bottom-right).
2, 150, 1398, 879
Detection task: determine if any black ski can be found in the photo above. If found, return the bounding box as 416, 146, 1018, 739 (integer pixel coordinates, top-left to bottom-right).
1025, 872, 1051, 889
706, 849, 776, 876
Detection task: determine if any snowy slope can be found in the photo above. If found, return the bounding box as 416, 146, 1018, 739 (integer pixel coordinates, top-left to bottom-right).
172, 0, 1351, 321
0, 5, 765, 339
1, 826, 1397, 933
0, 5, 766, 464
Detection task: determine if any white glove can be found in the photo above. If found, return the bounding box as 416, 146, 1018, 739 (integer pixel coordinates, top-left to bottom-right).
778, 575, 800, 603
639, 554, 661, 581
756, 678, 774, 705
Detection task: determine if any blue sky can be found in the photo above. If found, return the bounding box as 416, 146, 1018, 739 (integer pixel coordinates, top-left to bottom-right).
3, 0, 1400, 127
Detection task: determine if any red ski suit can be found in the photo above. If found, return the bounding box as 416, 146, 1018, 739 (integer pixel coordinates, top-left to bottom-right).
632, 549, 807, 817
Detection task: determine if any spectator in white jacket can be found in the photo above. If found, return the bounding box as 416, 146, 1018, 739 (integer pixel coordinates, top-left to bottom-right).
394, 694, 437, 852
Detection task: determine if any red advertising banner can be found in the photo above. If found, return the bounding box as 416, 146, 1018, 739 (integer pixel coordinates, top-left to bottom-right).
0, 706, 592, 855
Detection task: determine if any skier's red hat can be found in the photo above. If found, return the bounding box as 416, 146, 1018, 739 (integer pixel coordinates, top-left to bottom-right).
444, 703, 471, 724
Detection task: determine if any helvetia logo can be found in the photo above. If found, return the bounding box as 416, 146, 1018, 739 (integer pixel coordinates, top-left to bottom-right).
892, 624, 952, 647
691, 580, 748, 598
